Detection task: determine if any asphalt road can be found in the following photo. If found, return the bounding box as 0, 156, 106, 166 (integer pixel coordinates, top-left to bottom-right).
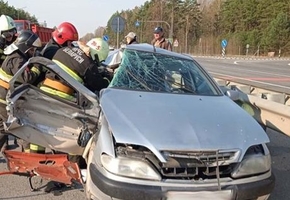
0, 128, 288, 200
194, 57, 290, 94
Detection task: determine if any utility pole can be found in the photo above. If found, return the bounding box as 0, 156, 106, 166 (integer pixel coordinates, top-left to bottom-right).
17, 7, 26, 19
170, 3, 174, 43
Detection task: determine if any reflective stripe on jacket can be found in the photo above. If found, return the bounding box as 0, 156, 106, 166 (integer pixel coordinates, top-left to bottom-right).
0, 68, 13, 82
30, 143, 45, 153
52, 59, 84, 84
39, 86, 75, 101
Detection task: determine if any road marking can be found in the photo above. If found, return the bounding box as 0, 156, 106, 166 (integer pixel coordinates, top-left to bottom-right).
211, 72, 290, 90
238, 77, 290, 81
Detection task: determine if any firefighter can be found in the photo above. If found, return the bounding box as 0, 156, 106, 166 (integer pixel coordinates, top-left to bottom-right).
40, 37, 111, 101
0, 14, 17, 64
0, 30, 42, 152
0, 14, 18, 151
41, 22, 79, 59
28, 22, 79, 154
40, 38, 110, 193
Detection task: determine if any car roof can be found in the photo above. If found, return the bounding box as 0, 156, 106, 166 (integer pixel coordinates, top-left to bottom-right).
123, 43, 194, 61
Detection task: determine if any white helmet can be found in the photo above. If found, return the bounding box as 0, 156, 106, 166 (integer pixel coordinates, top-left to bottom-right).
86, 38, 109, 62
0, 14, 16, 37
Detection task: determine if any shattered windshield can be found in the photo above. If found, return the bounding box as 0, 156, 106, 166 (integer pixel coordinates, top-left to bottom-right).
109, 49, 220, 95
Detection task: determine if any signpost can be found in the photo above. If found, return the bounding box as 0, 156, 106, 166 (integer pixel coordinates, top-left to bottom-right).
103, 35, 109, 42
111, 16, 126, 49
135, 21, 140, 27
173, 39, 179, 47
221, 39, 228, 58
246, 44, 250, 56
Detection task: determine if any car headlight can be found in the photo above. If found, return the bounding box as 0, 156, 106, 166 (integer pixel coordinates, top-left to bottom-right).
231, 145, 271, 178
101, 154, 161, 180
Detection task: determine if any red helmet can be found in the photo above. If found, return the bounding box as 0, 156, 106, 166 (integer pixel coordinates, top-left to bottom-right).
52, 22, 79, 45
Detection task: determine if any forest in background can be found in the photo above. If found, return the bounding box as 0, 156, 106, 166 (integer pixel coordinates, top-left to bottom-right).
83, 0, 290, 57
0, 1, 39, 25
1, 0, 290, 56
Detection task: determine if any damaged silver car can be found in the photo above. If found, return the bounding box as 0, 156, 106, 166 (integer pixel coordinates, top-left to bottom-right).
3, 44, 274, 200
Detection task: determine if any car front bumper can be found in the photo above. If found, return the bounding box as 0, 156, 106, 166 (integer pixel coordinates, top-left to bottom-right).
88, 163, 275, 200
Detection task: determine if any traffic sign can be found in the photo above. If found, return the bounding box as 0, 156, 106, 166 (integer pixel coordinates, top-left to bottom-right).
221, 39, 228, 48
103, 35, 109, 42
173, 39, 179, 47
135, 21, 140, 27
111, 16, 126, 33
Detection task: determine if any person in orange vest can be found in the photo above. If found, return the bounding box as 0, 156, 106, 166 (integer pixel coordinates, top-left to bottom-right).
0, 30, 42, 152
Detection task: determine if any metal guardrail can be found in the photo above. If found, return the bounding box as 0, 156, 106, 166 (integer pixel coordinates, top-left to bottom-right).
215, 78, 290, 136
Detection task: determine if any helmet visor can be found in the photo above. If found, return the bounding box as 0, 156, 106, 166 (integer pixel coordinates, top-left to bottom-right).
1, 31, 13, 39
32, 37, 42, 48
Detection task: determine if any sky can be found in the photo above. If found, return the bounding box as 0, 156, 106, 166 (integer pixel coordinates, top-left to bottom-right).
6, 0, 148, 37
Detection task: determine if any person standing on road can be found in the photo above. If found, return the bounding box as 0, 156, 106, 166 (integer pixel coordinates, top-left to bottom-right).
0, 30, 42, 152
125, 32, 138, 45
151, 26, 172, 51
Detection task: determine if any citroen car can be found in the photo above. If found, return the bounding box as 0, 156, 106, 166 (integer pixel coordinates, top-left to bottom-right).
4, 44, 274, 200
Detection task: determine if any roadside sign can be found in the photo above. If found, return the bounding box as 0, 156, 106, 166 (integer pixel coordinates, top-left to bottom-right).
103, 35, 109, 42
246, 44, 250, 49
173, 39, 179, 47
221, 39, 228, 48
111, 16, 126, 33
135, 21, 140, 27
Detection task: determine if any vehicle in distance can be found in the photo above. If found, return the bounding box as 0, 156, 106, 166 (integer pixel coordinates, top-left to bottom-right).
14, 19, 54, 45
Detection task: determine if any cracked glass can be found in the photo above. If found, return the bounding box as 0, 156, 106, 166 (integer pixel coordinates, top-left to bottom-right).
109, 49, 220, 95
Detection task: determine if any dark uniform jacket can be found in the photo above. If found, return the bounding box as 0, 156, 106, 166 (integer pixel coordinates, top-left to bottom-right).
0, 50, 39, 100
1, 51, 39, 84
48, 46, 110, 93
40, 39, 61, 60
151, 37, 172, 51
0, 35, 17, 65
128, 40, 138, 45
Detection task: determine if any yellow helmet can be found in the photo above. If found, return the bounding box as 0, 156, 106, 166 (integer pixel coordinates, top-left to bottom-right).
86, 38, 109, 62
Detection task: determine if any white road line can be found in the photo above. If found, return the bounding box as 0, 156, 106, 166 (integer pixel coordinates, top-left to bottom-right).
211, 72, 290, 90
213, 61, 290, 78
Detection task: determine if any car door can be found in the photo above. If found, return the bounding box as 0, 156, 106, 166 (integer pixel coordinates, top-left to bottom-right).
5, 57, 100, 155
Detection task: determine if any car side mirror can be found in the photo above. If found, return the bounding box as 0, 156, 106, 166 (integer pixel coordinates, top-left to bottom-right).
225, 90, 240, 101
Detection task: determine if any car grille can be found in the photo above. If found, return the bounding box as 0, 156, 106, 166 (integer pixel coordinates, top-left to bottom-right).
159, 150, 239, 179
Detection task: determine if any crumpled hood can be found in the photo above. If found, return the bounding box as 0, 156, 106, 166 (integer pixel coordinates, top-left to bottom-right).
100, 88, 269, 159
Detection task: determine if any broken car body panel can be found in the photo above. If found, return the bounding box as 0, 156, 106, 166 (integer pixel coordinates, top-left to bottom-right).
4, 150, 82, 184
100, 88, 269, 162
5, 57, 101, 155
